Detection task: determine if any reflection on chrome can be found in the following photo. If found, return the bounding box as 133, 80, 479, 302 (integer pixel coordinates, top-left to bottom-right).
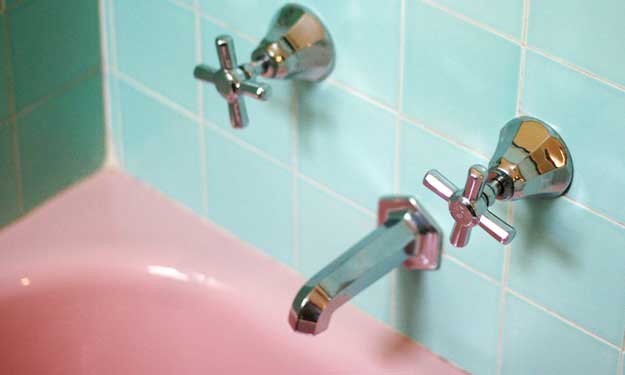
193, 3, 335, 129
289, 196, 442, 335
423, 116, 574, 248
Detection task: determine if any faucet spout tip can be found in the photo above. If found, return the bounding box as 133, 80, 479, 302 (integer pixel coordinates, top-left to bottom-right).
288, 308, 329, 335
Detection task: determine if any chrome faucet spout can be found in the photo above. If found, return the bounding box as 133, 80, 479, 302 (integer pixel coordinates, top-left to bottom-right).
289, 197, 442, 335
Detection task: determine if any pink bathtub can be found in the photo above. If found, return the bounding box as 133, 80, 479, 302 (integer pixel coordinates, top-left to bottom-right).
0, 170, 463, 374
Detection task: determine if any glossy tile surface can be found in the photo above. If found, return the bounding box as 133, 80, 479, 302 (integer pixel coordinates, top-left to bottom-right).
397, 260, 500, 375
201, 19, 293, 163
18, 76, 105, 211
430, 0, 524, 38
114, 0, 197, 112
205, 128, 293, 266
403, 2, 520, 155
297, 83, 395, 211
399, 121, 506, 280
119, 80, 203, 215
522, 51, 625, 223
101, 1, 625, 373
502, 294, 620, 375
8, 0, 100, 111
201, 0, 401, 106
0, 124, 19, 226
298, 178, 391, 323
299, 0, 401, 106
528, 0, 625, 87
509, 198, 625, 345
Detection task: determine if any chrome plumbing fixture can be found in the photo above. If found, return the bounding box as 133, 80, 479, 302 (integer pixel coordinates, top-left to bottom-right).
194, 3, 335, 129
423, 116, 574, 248
289, 196, 442, 335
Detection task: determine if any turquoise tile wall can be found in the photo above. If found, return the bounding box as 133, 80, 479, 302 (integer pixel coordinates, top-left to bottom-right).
103, 0, 625, 374
0, 0, 105, 228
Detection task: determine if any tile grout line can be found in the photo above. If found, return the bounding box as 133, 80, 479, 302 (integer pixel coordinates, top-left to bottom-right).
526, 45, 625, 93
1, 8, 23, 213
112, 68, 624, 350
422, 0, 625, 95
390, 0, 407, 331
191, 3, 625, 231
496, 203, 514, 375
507, 288, 622, 351
444, 253, 500, 286
618, 331, 625, 375
6, 66, 101, 122
497, 2, 528, 372
114, 49, 625, 240
193, 0, 209, 217
98, 0, 118, 169
422, 0, 522, 46
107, 0, 125, 167
290, 81, 300, 270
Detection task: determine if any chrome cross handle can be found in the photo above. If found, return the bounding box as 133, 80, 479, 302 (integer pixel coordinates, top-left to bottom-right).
421, 117, 574, 249
423, 166, 516, 248
194, 35, 271, 129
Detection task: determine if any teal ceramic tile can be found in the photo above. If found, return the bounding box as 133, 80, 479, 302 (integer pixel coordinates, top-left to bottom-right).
298, 0, 401, 106
399, 121, 506, 280
528, 0, 625, 87
298, 178, 391, 323
114, 0, 197, 113
430, 0, 524, 38
403, 3, 520, 155
18, 77, 105, 211
199, 0, 286, 37
119, 80, 204, 215
522, 51, 625, 223
0, 124, 19, 227
201, 19, 293, 164
297, 83, 395, 211
0, 14, 9, 120
502, 293, 620, 375
205, 128, 293, 265
200, 0, 401, 106
510, 198, 625, 345
397, 260, 500, 375
8, 0, 100, 111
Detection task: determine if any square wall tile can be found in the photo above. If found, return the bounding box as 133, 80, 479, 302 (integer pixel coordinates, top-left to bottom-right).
201, 19, 293, 164
509, 198, 625, 345
298, 178, 391, 323
199, 0, 286, 37
399, 121, 506, 280
403, 2, 520, 155
0, 124, 19, 227
299, 0, 401, 106
0, 14, 9, 119
201, 0, 402, 106
114, 0, 197, 113
205, 128, 293, 265
18, 77, 105, 211
8, 0, 100, 111
522, 51, 625, 223
396, 260, 500, 375
119, 80, 204, 215
502, 294, 620, 375
428, 0, 524, 39
528, 0, 625, 87
297, 83, 395, 211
